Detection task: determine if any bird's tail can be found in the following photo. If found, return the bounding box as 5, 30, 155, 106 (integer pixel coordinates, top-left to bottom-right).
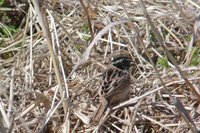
91, 98, 108, 123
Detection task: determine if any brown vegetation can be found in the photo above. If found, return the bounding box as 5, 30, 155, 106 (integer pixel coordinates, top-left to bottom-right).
0, 0, 200, 132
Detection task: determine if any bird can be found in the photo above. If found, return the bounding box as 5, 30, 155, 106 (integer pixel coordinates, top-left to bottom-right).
92, 56, 132, 122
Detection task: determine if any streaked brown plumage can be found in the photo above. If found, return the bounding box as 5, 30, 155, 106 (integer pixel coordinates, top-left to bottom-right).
92, 56, 131, 122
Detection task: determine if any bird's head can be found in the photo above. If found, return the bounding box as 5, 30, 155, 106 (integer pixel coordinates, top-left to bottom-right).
112, 56, 131, 70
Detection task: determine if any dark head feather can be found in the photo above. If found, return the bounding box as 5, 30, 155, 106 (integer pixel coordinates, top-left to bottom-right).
112, 56, 131, 70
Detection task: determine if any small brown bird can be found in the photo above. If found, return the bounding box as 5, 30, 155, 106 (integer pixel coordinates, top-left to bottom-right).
92, 56, 132, 122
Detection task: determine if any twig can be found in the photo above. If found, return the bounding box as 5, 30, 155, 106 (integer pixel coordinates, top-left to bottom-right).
138, 0, 200, 102
79, 0, 94, 40
174, 97, 199, 133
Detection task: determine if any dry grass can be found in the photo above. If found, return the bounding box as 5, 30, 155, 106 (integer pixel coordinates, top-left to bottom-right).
0, 0, 200, 132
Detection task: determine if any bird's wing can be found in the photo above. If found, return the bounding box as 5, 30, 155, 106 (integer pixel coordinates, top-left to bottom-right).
101, 66, 130, 98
